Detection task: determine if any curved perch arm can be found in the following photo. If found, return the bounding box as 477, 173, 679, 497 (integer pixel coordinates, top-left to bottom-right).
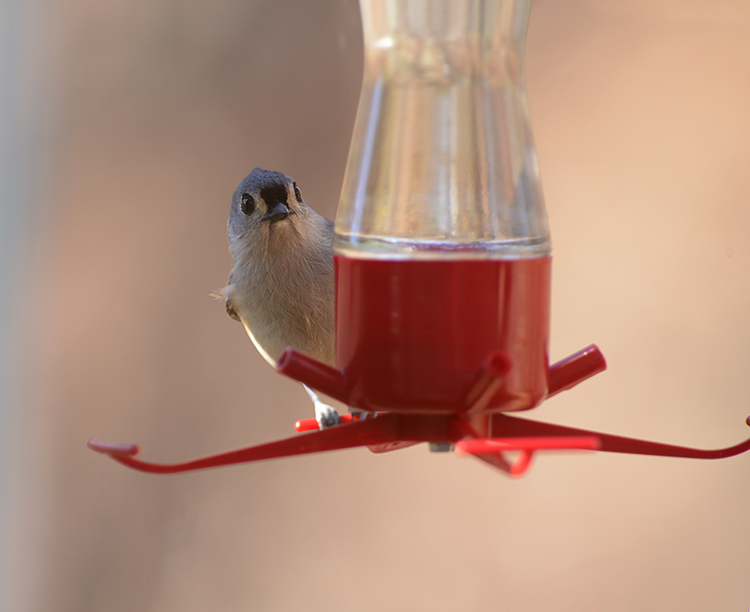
87, 414, 404, 474
490, 413, 750, 459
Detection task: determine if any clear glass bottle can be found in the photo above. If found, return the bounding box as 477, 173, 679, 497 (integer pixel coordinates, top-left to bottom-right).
335, 0, 549, 260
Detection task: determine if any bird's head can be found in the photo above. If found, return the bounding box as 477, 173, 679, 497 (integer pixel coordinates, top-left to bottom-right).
228, 168, 310, 244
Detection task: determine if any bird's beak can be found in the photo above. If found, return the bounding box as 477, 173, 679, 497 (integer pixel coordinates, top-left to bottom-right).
263, 201, 291, 224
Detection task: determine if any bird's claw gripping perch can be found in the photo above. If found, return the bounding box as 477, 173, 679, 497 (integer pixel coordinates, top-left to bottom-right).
303, 384, 341, 429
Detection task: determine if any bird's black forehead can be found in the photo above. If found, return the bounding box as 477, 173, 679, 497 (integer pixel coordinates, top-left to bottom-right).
239, 167, 290, 205
259, 183, 289, 206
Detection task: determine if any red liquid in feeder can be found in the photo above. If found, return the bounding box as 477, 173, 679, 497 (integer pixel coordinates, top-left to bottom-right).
335, 255, 551, 414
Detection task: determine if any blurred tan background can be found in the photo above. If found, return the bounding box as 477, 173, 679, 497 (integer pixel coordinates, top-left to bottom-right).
2, 0, 750, 610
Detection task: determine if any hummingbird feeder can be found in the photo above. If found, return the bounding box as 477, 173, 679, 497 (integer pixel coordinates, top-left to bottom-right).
89, 0, 750, 476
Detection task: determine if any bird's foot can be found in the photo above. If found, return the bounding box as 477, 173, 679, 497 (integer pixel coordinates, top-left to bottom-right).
315, 401, 341, 429
350, 409, 376, 422
303, 384, 341, 429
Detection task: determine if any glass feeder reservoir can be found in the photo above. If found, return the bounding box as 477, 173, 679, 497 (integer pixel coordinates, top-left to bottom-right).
335, 0, 549, 259
331, 0, 552, 415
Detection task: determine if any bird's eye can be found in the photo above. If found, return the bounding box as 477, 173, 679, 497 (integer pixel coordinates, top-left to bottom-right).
240, 193, 255, 215
293, 182, 302, 203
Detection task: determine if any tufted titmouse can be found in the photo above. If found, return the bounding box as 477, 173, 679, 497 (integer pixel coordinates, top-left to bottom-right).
221, 168, 341, 428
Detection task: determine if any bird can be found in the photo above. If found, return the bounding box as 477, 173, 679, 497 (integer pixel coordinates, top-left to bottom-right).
221, 167, 341, 429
